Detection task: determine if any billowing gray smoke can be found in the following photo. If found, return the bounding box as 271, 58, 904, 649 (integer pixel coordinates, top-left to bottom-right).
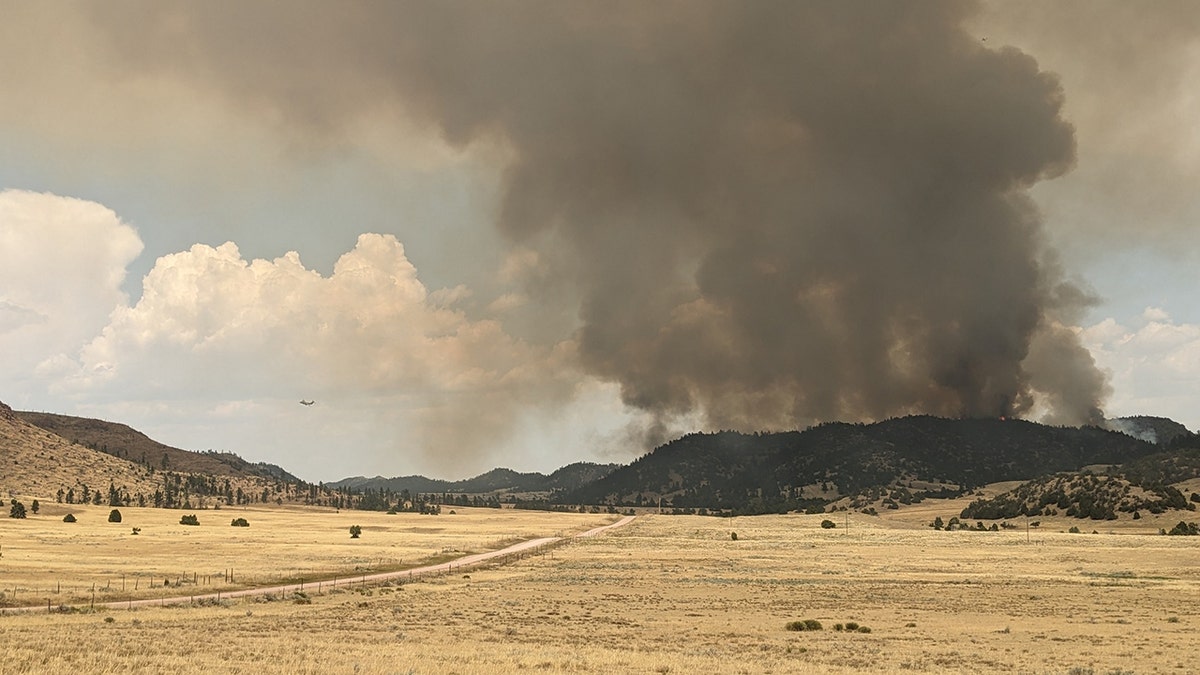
86, 1, 1108, 430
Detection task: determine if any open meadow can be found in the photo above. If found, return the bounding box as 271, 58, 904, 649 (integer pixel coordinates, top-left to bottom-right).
2, 501, 1199, 674
0, 502, 616, 607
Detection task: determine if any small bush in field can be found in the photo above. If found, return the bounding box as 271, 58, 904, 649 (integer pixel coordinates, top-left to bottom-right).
180, 514, 200, 526
349, 524, 362, 538
786, 619, 823, 631
108, 509, 122, 523
230, 517, 250, 527
820, 519, 837, 529
63, 513, 76, 523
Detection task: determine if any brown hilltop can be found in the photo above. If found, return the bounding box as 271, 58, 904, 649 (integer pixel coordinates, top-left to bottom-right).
1, 401, 320, 506
15, 411, 293, 480
1, 401, 160, 501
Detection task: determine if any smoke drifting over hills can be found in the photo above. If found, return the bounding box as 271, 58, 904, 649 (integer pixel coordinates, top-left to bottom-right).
82, 2, 1107, 437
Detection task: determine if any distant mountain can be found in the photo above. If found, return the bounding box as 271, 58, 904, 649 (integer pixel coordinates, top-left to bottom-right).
330, 461, 620, 495
558, 416, 1161, 513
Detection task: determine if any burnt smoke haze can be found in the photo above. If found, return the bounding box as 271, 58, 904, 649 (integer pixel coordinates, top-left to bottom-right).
88, 2, 1109, 441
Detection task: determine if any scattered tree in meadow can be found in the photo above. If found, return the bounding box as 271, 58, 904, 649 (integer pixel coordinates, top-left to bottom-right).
9, 499, 27, 519
231, 517, 250, 527
349, 524, 362, 538
31, 499, 40, 514
820, 519, 837, 529
108, 509, 122, 523
63, 513, 76, 523
180, 514, 200, 526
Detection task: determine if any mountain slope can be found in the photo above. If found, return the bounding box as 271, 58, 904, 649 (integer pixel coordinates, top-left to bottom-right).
560, 416, 1159, 511
15, 411, 298, 481
1106, 416, 1194, 446
1, 402, 161, 500
2, 401, 320, 506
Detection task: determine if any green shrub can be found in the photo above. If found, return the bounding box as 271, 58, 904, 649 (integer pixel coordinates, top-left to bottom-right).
820, 519, 837, 529
857, 626, 872, 633
9, 500, 27, 519
1166, 521, 1199, 536
180, 514, 200, 526
230, 517, 250, 527
108, 509, 122, 523
1068, 526, 1081, 534
349, 524, 362, 538
730, 532, 737, 541
845, 622, 859, 631
63, 513, 76, 523
785, 619, 823, 632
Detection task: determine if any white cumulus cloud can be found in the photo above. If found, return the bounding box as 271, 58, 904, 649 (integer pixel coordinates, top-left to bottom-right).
43, 230, 601, 476
0, 189, 142, 398
1082, 308, 1200, 431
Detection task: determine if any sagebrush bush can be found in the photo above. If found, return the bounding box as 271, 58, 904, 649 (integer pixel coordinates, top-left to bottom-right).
785, 619, 823, 632
230, 517, 250, 527
180, 514, 200, 526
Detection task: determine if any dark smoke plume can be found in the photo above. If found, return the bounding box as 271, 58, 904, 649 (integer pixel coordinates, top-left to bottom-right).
86, 1, 1108, 431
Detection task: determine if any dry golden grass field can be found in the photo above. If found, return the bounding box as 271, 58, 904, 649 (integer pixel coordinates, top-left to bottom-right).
2, 499, 1199, 674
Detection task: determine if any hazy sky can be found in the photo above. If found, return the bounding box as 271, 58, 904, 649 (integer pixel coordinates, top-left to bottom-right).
2, 1, 1197, 482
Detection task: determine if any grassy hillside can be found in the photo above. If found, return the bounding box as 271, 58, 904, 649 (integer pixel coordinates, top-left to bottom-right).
16, 411, 298, 482
1, 401, 321, 508
1, 402, 161, 501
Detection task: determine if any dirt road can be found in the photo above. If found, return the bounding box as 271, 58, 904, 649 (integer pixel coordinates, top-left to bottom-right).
3, 514, 635, 614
